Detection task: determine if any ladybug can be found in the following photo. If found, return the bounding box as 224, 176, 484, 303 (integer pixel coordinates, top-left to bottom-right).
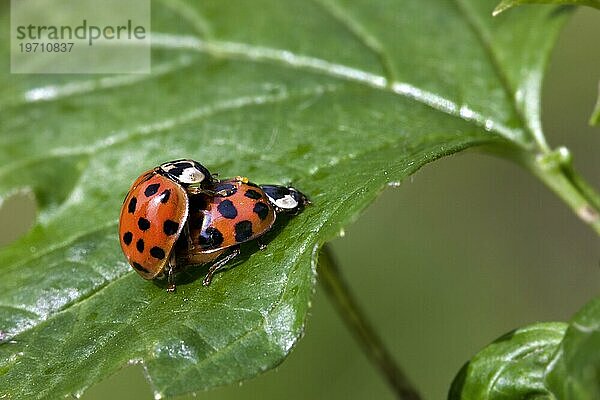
178, 178, 310, 286
119, 159, 216, 291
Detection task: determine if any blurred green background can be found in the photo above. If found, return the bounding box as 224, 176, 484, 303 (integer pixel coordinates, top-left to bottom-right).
1, 7, 599, 400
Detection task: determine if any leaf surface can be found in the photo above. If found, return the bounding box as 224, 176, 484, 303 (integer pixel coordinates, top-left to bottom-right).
591, 82, 600, 125
546, 298, 600, 400
493, 0, 600, 15
449, 297, 600, 400
0, 0, 572, 397
448, 322, 567, 399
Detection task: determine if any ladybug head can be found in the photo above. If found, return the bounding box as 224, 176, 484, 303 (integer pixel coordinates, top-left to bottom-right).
159, 159, 213, 187
261, 185, 310, 215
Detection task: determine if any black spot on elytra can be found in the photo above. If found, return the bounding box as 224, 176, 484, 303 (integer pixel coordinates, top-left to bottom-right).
163, 220, 179, 236
132, 262, 150, 273
150, 246, 166, 260
136, 238, 145, 253
235, 220, 253, 242
245, 189, 262, 200
217, 200, 238, 219
145, 183, 160, 197
159, 189, 171, 203
128, 197, 137, 213
253, 202, 269, 220
199, 227, 224, 249
138, 217, 150, 231
123, 231, 133, 245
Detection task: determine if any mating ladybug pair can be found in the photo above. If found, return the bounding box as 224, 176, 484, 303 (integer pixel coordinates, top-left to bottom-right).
119, 159, 309, 292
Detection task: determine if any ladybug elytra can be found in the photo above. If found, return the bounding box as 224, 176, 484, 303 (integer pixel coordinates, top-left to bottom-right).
179, 179, 308, 285
119, 159, 216, 289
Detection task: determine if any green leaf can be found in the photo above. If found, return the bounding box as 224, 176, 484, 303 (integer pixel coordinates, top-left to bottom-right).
591, 82, 600, 125
546, 298, 600, 400
449, 297, 600, 400
0, 0, 572, 398
493, 0, 600, 16
448, 322, 568, 399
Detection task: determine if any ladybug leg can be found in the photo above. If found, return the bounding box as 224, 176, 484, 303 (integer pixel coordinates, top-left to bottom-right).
214, 188, 236, 197
191, 176, 246, 197
203, 246, 241, 286
186, 186, 212, 195
257, 237, 267, 250
166, 253, 177, 293
187, 186, 235, 197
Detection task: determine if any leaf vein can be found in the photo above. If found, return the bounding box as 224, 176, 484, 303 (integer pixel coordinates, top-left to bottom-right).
151, 32, 521, 142
2, 221, 118, 274
9, 57, 197, 106
157, 0, 213, 38
0, 85, 339, 180
451, 0, 542, 149
308, 0, 396, 83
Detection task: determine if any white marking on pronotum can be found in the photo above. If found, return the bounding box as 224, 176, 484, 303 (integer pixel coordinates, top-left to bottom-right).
267, 194, 298, 210
176, 167, 206, 184
160, 160, 206, 184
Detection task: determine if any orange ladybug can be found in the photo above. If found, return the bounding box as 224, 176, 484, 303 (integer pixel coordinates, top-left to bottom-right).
178, 179, 308, 285
119, 159, 215, 291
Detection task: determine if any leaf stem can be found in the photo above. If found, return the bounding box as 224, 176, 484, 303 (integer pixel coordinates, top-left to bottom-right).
318, 245, 422, 400
533, 155, 600, 235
